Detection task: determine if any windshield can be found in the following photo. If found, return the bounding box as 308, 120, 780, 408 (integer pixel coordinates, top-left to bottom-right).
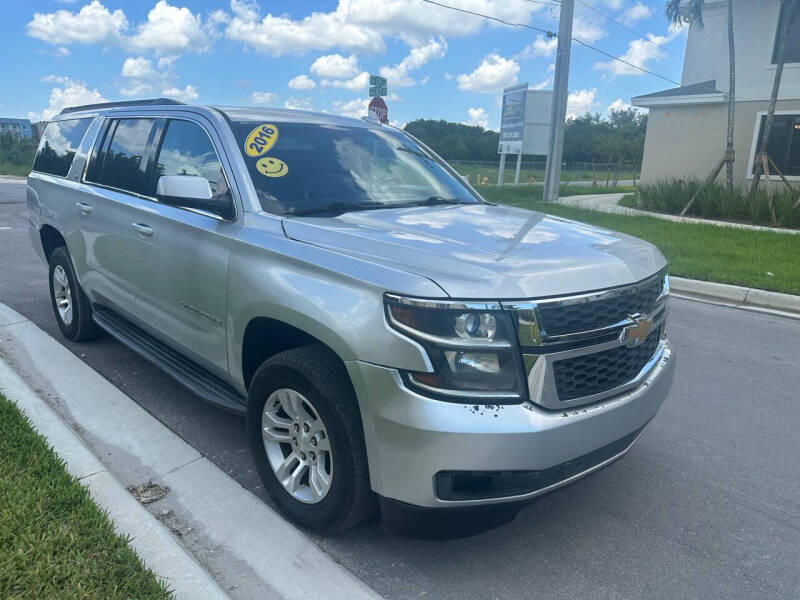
228, 120, 481, 215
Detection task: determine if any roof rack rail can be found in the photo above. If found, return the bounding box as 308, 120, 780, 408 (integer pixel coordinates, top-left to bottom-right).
59, 98, 186, 115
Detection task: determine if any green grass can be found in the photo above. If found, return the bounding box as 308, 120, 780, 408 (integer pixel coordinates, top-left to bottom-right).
482, 186, 800, 296
0, 162, 30, 177
450, 160, 639, 186
0, 394, 173, 600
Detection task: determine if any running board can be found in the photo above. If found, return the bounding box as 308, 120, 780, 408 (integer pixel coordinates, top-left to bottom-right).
92, 306, 247, 415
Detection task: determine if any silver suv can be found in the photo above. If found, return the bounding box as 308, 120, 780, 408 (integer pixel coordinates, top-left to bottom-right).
27, 99, 675, 534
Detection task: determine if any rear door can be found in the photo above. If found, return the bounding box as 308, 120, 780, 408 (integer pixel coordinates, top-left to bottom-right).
80, 117, 158, 316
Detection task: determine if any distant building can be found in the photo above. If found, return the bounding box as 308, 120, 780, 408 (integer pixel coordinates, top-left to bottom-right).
632, 0, 800, 185
0, 117, 33, 140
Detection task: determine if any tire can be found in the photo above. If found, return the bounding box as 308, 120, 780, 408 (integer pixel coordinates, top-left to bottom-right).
48, 246, 100, 342
247, 345, 376, 534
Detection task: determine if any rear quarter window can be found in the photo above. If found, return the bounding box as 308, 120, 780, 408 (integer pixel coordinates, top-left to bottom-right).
32, 118, 93, 177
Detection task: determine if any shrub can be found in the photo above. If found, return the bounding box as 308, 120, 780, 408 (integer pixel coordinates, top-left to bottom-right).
635, 179, 799, 228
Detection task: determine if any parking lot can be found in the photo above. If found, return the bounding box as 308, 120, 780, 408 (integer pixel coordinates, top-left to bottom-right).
1, 179, 799, 599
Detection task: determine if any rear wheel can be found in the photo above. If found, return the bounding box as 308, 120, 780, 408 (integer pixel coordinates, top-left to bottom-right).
247, 345, 376, 533
48, 246, 100, 341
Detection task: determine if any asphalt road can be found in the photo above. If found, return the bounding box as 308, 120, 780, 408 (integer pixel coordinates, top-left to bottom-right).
1, 179, 799, 599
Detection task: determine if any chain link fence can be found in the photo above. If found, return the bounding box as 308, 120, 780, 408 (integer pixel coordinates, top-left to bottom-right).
446, 159, 641, 187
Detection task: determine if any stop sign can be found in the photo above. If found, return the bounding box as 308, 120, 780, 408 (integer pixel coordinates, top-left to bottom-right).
368, 97, 388, 124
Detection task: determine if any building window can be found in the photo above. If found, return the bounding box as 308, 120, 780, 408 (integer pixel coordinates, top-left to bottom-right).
753, 114, 800, 176
772, 3, 800, 64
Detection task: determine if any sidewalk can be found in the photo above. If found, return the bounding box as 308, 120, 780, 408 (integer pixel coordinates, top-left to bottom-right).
557, 193, 800, 235
0, 302, 383, 600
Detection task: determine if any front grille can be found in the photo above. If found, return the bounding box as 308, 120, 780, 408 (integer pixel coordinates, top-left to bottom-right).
552, 329, 661, 401
538, 276, 663, 337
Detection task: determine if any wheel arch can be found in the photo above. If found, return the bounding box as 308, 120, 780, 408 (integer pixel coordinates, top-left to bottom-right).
40, 224, 67, 261
240, 315, 354, 393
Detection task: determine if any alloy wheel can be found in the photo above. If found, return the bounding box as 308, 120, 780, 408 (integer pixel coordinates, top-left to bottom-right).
261, 388, 333, 504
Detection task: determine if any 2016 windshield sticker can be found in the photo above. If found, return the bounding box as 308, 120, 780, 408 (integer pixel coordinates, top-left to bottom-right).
256, 157, 288, 178
244, 124, 278, 157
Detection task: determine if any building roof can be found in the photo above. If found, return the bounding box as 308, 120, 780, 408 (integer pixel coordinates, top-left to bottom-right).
632, 80, 726, 107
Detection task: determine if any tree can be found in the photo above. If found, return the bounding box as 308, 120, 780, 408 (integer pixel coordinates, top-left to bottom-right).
751, 0, 800, 197
666, 0, 736, 189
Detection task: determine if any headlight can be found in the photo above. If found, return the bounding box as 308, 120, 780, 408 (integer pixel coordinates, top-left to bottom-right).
384, 294, 526, 402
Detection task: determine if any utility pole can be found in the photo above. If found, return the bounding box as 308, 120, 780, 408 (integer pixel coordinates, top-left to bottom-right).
543, 0, 575, 202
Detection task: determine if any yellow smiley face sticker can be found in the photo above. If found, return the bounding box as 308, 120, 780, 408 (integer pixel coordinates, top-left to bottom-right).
244, 123, 279, 157
256, 157, 288, 178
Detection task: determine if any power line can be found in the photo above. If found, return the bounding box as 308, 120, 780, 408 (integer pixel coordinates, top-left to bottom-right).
419, 0, 555, 36
419, 0, 680, 85
573, 0, 684, 60
571, 38, 679, 84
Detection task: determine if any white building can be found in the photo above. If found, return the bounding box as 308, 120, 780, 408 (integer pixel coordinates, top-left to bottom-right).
632, 0, 800, 185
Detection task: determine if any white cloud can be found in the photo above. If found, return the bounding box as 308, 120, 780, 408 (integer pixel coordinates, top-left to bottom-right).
27, 0, 127, 45
27, 1, 225, 58
321, 71, 369, 91
284, 97, 313, 110
524, 35, 557, 58
379, 36, 447, 87
339, 0, 546, 41
608, 98, 631, 112
162, 84, 198, 102
594, 29, 681, 77
53, 46, 71, 57
226, 0, 384, 56
573, 17, 606, 44
531, 77, 551, 90
310, 53, 360, 79
121, 56, 156, 79
457, 53, 519, 93
464, 107, 489, 129
623, 2, 653, 26
334, 97, 370, 119
251, 91, 278, 104
288, 74, 317, 90
29, 78, 108, 121
128, 0, 224, 56
567, 88, 599, 118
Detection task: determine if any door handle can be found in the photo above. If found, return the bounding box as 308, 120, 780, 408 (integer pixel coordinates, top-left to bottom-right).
131, 222, 154, 237
75, 202, 93, 215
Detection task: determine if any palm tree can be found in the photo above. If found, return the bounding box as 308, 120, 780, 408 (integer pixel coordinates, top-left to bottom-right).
751, 0, 800, 195
666, 0, 736, 189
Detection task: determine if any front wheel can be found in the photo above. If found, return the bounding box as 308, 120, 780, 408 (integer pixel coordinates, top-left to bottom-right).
246, 345, 376, 533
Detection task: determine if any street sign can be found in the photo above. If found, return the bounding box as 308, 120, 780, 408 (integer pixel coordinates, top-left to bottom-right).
368, 96, 388, 124
369, 85, 387, 97
369, 74, 387, 97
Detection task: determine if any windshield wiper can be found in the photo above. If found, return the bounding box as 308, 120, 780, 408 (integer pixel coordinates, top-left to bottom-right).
410, 196, 464, 206
289, 201, 388, 217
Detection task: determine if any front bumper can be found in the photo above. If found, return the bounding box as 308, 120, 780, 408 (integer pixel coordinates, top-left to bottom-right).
346, 341, 675, 508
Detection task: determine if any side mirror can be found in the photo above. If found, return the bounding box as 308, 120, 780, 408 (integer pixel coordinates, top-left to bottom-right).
156, 175, 232, 219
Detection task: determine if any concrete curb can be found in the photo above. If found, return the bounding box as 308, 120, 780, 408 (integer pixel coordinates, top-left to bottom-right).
0, 358, 230, 600
0, 302, 384, 600
670, 277, 800, 317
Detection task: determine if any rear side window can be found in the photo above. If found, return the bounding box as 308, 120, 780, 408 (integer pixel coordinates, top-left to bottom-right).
32, 118, 93, 177
86, 118, 155, 195
154, 119, 231, 204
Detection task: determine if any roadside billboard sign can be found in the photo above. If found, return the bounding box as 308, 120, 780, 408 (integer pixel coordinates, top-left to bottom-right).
498, 84, 553, 156
499, 83, 528, 154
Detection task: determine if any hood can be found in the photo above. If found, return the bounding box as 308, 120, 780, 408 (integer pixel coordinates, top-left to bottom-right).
283, 203, 666, 299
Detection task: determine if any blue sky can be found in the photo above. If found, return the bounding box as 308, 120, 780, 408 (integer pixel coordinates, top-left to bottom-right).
1, 0, 687, 127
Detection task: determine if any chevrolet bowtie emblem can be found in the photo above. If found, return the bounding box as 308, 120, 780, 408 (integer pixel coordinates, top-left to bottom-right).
620, 314, 653, 347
